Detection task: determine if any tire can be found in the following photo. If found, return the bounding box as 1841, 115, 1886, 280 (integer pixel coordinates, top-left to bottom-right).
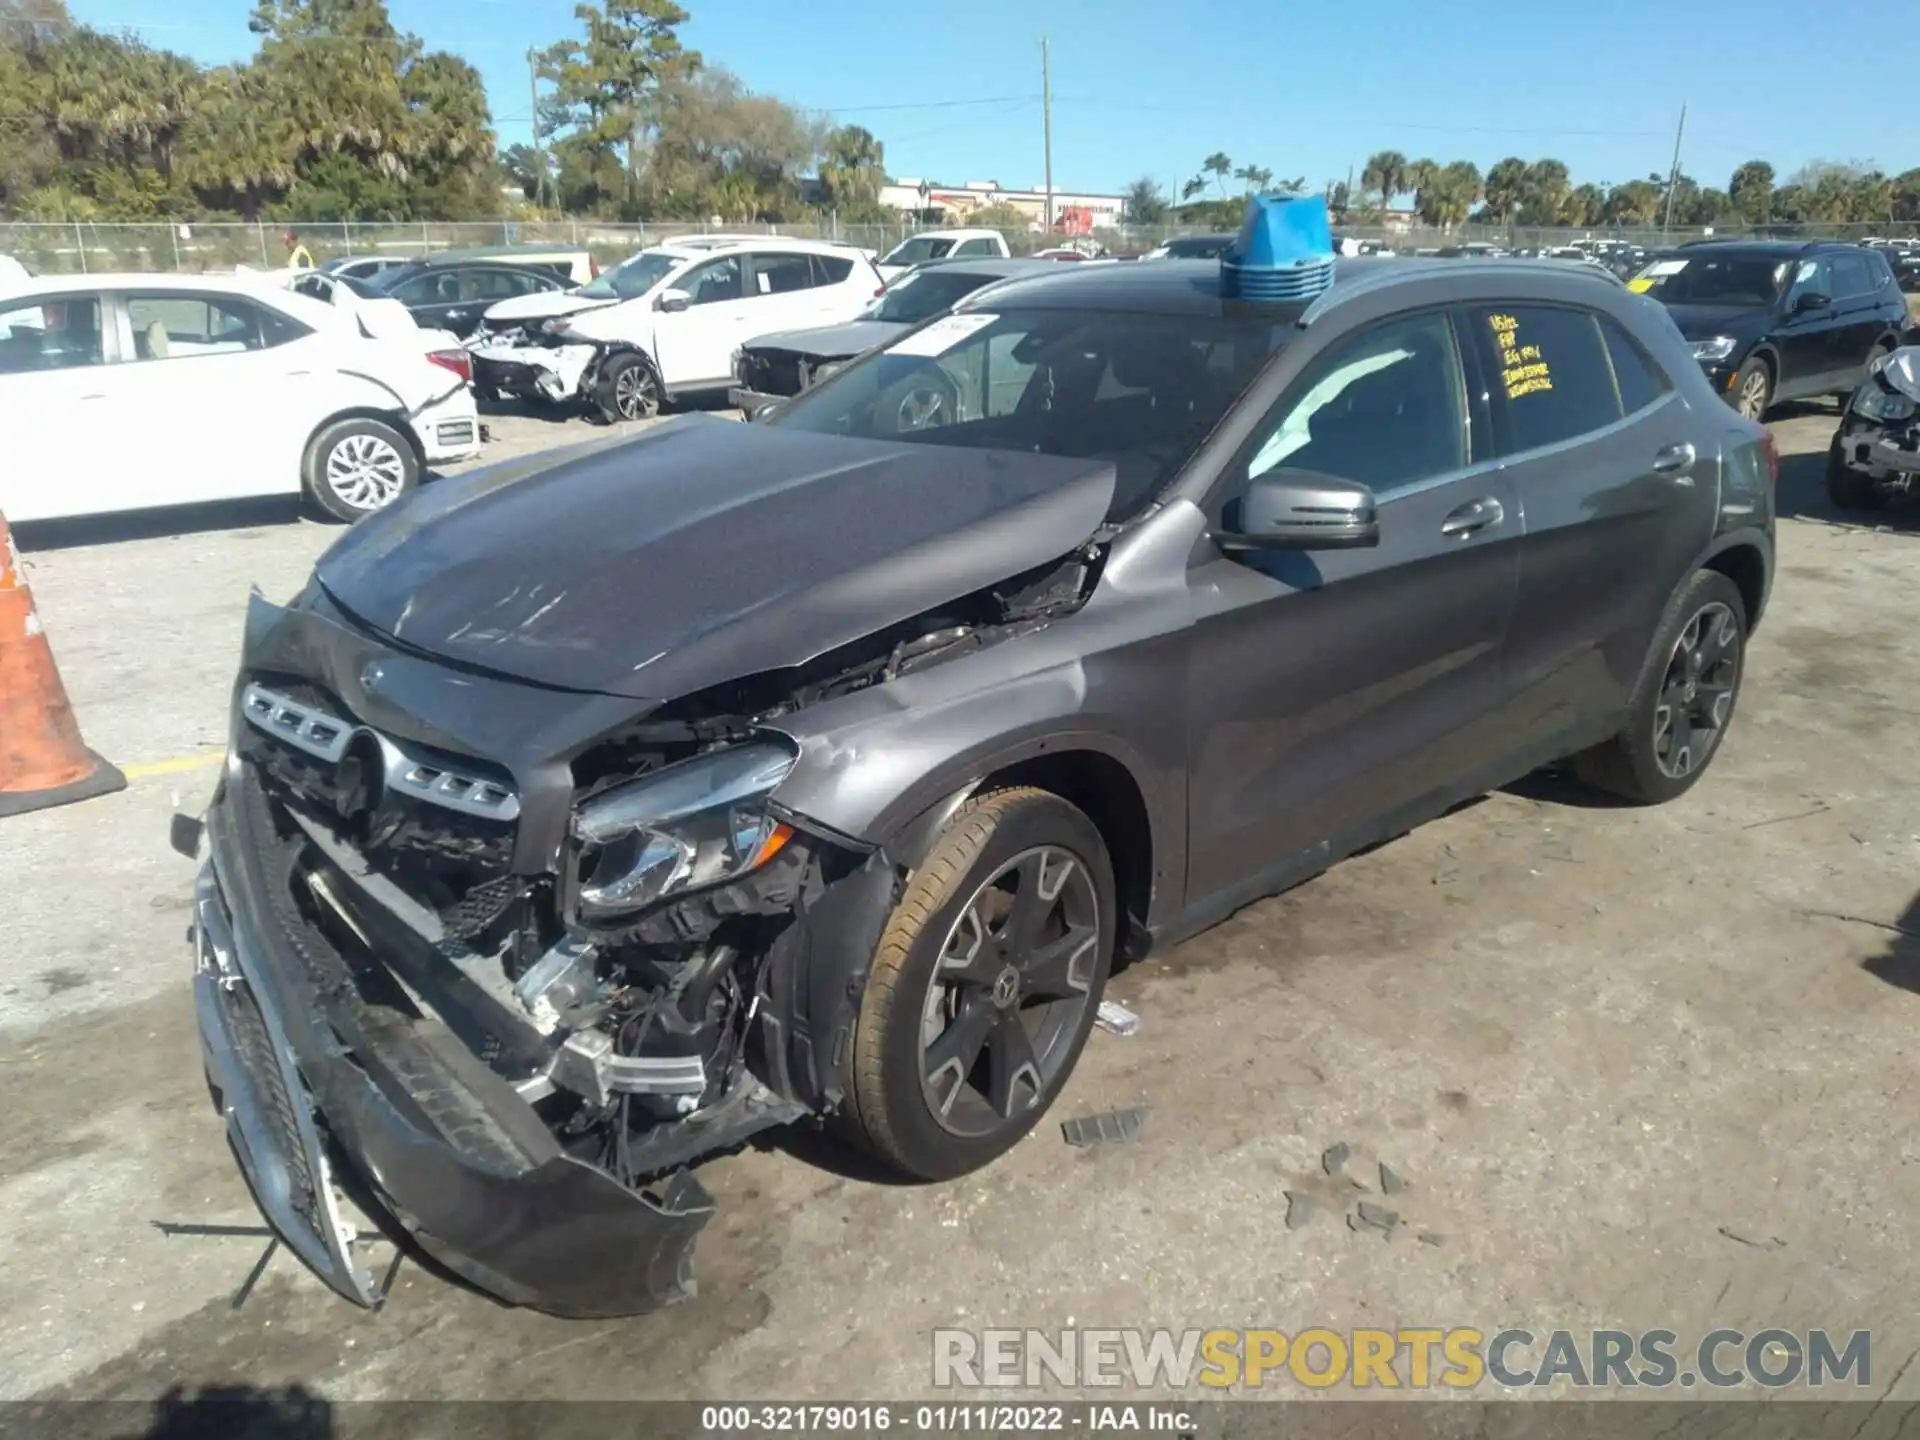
1730, 355, 1772, 422
596, 351, 662, 424
1573, 570, 1748, 805
839, 787, 1116, 1181
302, 416, 419, 523
1826, 430, 1885, 511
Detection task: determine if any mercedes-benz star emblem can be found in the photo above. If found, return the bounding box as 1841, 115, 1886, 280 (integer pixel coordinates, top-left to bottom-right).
361, 661, 386, 694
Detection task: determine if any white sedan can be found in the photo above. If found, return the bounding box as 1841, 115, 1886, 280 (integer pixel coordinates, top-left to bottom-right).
0, 273, 483, 524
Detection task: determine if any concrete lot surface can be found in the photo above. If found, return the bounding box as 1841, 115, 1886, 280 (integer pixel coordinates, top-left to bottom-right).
3, 403, 1919, 1405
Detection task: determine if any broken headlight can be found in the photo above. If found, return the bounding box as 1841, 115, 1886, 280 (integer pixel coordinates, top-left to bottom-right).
1854, 385, 1916, 423
573, 741, 798, 921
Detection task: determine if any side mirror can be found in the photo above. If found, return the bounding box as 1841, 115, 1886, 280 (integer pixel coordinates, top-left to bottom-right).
656, 288, 692, 314
1216, 470, 1379, 552
1793, 291, 1831, 314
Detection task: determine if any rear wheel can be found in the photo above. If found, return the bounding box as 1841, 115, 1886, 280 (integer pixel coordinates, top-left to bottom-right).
303, 417, 419, 522
1731, 356, 1772, 422
839, 788, 1115, 1180
1574, 570, 1747, 805
596, 352, 661, 423
1826, 430, 1885, 511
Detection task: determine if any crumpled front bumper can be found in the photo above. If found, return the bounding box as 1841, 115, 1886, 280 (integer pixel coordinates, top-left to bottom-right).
189, 767, 716, 1317
1835, 415, 1920, 481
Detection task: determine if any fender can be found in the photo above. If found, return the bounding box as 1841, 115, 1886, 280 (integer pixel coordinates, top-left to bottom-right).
1694, 524, 1774, 630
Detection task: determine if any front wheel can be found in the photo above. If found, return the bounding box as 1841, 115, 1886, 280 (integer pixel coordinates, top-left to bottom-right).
1731, 356, 1772, 422
596, 352, 662, 423
839, 787, 1116, 1180
1574, 570, 1748, 805
303, 417, 419, 522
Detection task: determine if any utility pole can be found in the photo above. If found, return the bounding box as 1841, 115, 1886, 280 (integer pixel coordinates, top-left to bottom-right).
527, 47, 548, 211
1661, 101, 1687, 234
1040, 36, 1054, 235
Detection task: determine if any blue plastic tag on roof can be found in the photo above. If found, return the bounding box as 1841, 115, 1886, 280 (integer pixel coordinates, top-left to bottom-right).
1221, 193, 1336, 301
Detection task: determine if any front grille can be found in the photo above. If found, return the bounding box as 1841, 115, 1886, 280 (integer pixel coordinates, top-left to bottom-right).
241, 683, 518, 821
739, 348, 805, 398
218, 977, 326, 1249
238, 677, 525, 938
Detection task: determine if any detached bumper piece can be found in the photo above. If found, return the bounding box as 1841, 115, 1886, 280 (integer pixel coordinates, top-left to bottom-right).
190, 771, 718, 1317
1837, 421, 1920, 483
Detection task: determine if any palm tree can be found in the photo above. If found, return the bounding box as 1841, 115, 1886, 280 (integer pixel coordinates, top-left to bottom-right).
1482, 157, 1528, 225
819, 123, 884, 208
1361, 149, 1407, 216
1561, 183, 1605, 227
1234, 162, 1273, 193
1202, 151, 1232, 197
1523, 158, 1570, 225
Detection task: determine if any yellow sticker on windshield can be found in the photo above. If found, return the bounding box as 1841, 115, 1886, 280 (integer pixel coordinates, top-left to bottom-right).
1627, 277, 1655, 294
1490, 312, 1553, 400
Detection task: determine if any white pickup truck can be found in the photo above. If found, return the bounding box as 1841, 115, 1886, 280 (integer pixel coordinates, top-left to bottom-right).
874, 229, 1011, 282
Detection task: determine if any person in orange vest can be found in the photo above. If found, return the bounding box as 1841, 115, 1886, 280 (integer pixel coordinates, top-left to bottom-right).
284, 228, 314, 270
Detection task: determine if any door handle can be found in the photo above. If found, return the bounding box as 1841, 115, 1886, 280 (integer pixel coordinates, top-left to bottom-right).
1440, 496, 1504, 538
1651, 442, 1696, 474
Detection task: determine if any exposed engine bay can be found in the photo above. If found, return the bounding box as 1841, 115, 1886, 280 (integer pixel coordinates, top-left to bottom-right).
465, 319, 603, 405
196, 540, 1103, 1312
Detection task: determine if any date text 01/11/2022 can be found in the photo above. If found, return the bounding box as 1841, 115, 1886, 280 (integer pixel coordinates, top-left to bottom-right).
697, 1403, 1197, 1432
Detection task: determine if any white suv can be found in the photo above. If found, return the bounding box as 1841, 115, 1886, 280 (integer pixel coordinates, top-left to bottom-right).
468, 237, 883, 421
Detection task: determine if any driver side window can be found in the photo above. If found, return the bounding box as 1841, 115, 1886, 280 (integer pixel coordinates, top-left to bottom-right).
1243, 311, 1466, 496
1786, 258, 1833, 307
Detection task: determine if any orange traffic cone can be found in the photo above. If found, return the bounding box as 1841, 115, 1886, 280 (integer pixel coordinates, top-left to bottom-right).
0, 512, 125, 817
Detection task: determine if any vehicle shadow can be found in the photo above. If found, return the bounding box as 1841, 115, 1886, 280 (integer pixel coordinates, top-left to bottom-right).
1499, 764, 1639, 810
1769, 407, 1920, 532
9, 497, 312, 552
108, 1383, 333, 1439
478, 390, 741, 426
1858, 890, 1920, 996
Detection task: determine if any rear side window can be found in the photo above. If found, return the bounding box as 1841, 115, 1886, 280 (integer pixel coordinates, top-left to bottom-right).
1830, 253, 1873, 298
1600, 316, 1670, 414
753, 253, 815, 295
0, 296, 105, 372
811, 253, 854, 285
1476, 305, 1622, 453
954, 238, 999, 257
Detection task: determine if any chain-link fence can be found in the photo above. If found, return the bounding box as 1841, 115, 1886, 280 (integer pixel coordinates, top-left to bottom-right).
6, 216, 1920, 277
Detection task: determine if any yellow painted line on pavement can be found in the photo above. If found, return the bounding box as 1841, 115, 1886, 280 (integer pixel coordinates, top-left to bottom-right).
121, 752, 225, 781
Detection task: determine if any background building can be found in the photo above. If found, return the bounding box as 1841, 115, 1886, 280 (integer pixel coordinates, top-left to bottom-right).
878, 179, 1126, 233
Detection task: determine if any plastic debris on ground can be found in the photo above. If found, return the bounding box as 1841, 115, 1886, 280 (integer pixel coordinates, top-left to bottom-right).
1061, 1106, 1149, 1148
1094, 1000, 1140, 1037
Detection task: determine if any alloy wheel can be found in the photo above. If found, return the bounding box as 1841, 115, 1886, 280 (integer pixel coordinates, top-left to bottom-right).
612, 362, 658, 420
1652, 601, 1740, 780
324, 433, 406, 512
918, 845, 1101, 1138
1735, 368, 1769, 421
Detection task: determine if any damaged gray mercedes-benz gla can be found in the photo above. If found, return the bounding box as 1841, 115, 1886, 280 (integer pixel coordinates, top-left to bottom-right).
183, 249, 1775, 1317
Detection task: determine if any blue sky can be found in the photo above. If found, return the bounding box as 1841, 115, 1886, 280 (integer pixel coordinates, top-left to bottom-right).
70, 0, 1905, 198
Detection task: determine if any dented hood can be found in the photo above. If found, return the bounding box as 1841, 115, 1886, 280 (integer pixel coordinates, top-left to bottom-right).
1878, 346, 1920, 403
314, 414, 1115, 701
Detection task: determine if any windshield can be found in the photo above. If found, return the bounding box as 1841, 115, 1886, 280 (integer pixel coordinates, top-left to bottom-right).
1639, 254, 1788, 306
767, 306, 1289, 524
577, 251, 681, 301
864, 268, 1001, 324
882, 236, 958, 266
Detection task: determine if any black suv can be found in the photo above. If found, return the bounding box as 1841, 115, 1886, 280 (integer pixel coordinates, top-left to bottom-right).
366, 259, 575, 338
186, 256, 1774, 1318
1637, 240, 1908, 420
